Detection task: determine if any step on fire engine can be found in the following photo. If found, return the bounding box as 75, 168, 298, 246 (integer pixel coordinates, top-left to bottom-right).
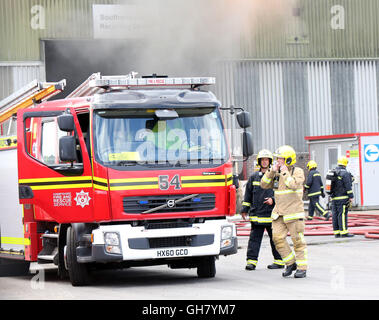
0, 72, 253, 286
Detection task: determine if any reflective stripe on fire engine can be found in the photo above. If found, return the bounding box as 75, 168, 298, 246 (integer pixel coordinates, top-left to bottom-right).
181, 175, 226, 188
19, 176, 93, 190
0, 135, 17, 150
226, 174, 233, 186
1, 236, 31, 245
109, 177, 159, 191
93, 177, 109, 191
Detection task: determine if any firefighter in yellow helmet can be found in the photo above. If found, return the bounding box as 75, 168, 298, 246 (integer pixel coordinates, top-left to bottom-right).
261, 145, 307, 278
304, 160, 330, 220
330, 156, 354, 237
241, 149, 284, 271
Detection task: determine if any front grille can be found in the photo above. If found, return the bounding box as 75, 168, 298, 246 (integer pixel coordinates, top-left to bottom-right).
128, 234, 215, 249
149, 236, 190, 248
145, 221, 192, 229
123, 193, 215, 214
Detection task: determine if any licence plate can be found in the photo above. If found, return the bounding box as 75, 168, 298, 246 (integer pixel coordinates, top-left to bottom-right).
156, 248, 189, 258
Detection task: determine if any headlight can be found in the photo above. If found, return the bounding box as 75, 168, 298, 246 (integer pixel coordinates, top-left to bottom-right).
104, 232, 120, 246
104, 232, 122, 254
221, 226, 233, 240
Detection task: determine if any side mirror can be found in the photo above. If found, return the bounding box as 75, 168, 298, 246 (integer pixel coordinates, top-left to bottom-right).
59, 136, 77, 162
236, 111, 251, 129
58, 114, 75, 132
242, 131, 254, 157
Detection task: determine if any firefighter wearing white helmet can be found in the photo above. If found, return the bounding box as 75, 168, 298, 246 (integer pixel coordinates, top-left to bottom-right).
261, 145, 307, 278
241, 149, 284, 271
304, 160, 330, 220
330, 156, 354, 238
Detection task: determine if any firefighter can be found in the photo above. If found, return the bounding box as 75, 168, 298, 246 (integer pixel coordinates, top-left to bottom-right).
241, 149, 284, 270
261, 145, 307, 278
304, 160, 330, 221
331, 156, 354, 238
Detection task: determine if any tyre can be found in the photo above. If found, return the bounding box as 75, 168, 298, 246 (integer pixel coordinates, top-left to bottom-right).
197, 256, 216, 278
0, 258, 30, 277
66, 226, 90, 286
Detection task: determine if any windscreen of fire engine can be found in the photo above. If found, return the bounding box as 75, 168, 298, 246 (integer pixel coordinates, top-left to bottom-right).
93, 108, 228, 166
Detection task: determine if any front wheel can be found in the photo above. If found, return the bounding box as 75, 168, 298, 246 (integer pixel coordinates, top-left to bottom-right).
66, 226, 90, 286
197, 256, 216, 278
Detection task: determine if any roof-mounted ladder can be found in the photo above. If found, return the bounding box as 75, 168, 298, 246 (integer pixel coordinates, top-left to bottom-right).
65, 73, 105, 98
0, 79, 66, 124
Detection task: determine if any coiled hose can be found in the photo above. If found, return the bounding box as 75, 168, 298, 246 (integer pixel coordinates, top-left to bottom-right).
234, 213, 379, 239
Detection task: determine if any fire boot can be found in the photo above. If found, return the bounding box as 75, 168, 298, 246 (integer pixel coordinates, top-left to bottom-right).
294, 270, 307, 278
282, 263, 297, 277
267, 263, 284, 269
245, 262, 256, 270
341, 233, 354, 238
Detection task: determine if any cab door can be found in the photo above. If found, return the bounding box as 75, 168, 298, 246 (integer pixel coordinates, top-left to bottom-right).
17, 107, 94, 223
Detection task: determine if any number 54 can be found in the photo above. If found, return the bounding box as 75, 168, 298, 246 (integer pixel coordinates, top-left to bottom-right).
159, 175, 181, 190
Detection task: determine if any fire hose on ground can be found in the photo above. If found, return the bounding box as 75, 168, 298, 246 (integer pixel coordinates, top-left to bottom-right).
234, 213, 379, 239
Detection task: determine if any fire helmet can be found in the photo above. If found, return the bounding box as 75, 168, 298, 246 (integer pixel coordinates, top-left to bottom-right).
307, 160, 317, 170
257, 149, 273, 167
274, 145, 296, 166
337, 156, 349, 167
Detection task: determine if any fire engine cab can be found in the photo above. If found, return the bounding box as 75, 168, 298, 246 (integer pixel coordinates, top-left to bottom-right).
0, 73, 253, 286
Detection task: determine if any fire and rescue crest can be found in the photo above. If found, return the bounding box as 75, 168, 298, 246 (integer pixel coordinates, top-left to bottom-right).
74, 190, 91, 208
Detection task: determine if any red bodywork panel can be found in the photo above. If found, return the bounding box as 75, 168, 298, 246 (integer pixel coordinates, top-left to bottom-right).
17, 98, 235, 225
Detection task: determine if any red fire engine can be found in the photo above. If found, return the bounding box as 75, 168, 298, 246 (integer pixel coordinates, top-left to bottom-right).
0, 73, 253, 286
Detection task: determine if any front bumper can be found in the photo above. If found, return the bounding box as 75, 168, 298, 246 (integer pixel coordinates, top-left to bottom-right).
78, 219, 237, 264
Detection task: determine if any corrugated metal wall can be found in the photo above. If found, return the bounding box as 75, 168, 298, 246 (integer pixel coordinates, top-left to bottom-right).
354, 61, 378, 132
215, 59, 379, 153
0, 62, 45, 100
0, 0, 117, 61
242, 0, 379, 59
307, 61, 332, 135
